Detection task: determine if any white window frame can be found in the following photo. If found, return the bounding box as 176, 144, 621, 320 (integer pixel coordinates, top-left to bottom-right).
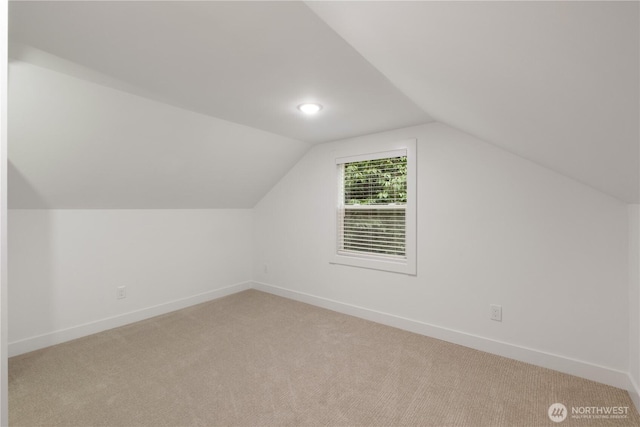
330, 138, 417, 275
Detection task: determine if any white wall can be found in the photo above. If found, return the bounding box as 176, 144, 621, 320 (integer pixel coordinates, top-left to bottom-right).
630, 204, 640, 406
8, 209, 252, 355
1, 0, 8, 423
6, 122, 634, 400
253, 122, 630, 388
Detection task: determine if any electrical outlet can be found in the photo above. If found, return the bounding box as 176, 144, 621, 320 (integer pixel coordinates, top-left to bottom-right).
116, 286, 126, 300
490, 304, 502, 321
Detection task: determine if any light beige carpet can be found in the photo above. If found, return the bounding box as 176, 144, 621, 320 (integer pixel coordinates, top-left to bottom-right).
9, 290, 640, 426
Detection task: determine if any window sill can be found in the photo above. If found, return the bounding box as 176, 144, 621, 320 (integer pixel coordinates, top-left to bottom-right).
330, 253, 416, 275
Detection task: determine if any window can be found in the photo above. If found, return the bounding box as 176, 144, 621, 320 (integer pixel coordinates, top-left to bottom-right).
331, 139, 416, 275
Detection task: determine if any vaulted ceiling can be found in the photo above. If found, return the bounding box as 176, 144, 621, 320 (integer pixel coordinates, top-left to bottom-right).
7, 1, 639, 208
307, 1, 639, 203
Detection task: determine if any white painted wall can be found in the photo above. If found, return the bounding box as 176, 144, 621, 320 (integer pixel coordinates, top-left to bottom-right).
8, 209, 252, 355
253, 122, 630, 386
1, 0, 8, 423
630, 204, 640, 407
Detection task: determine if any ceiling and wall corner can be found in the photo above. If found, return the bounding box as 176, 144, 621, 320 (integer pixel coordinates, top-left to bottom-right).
5, 1, 639, 206
8, 59, 311, 209
6, 1, 437, 209
8, 1, 431, 144
306, 1, 640, 203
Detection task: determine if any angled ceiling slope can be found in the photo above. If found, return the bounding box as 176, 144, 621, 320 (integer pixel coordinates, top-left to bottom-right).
8, 60, 311, 209
7, 1, 432, 209
308, 1, 640, 203
8, 1, 638, 207
9, 1, 431, 144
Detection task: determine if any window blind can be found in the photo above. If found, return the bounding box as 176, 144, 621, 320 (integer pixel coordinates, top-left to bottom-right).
337, 153, 407, 260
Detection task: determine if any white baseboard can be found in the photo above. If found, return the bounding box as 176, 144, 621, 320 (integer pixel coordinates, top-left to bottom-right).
9, 279, 639, 414
8, 281, 252, 357
252, 281, 634, 395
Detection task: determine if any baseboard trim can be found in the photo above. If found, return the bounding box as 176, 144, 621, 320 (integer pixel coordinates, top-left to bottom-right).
252, 281, 633, 394
8, 281, 252, 357
9, 279, 638, 412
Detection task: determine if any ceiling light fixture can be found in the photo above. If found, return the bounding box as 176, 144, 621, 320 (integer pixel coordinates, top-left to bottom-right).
297, 103, 323, 115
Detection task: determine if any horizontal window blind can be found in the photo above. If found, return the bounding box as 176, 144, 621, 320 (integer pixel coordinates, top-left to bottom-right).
337, 154, 407, 260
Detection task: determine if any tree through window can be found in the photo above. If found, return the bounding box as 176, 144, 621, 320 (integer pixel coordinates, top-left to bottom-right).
332, 140, 416, 275
338, 154, 407, 258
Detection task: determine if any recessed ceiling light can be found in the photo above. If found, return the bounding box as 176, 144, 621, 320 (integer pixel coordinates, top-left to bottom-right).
297, 103, 323, 115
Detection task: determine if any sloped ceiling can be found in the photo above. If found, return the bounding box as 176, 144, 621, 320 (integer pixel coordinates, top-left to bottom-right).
9, 1, 429, 144
9, 60, 310, 209
307, 1, 640, 202
7, 1, 639, 208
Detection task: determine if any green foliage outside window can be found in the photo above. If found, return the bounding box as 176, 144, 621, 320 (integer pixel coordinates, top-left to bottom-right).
343, 156, 407, 205
341, 156, 407, 257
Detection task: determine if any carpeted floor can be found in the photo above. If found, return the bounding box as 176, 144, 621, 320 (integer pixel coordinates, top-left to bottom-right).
9, 290, 640, 426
